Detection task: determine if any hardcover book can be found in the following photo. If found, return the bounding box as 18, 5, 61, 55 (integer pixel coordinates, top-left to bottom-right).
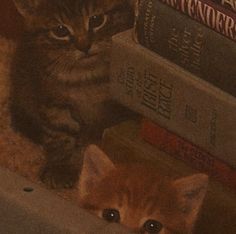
110, 30, 236, 167
141, 118, 236, 191
134, 0, 236, 96
212, 0, 236, 12
157, 0, 236, 41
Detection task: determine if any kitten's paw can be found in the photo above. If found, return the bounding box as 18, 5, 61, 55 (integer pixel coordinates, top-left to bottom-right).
40, 164, 78, 189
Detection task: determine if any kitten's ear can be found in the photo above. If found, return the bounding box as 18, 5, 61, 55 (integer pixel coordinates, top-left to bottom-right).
13, 0, 43, 18
173, 174, 208, 228
78, 145, 115, 198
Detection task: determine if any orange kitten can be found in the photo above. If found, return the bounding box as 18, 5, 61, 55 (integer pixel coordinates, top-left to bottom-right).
78, 145, 208, 234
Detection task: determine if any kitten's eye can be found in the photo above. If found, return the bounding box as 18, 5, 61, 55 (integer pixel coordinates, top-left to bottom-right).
143, 219, 163, 233
102, 209, 120, 223
89, 14, 108, 31
51, 25, 71, 39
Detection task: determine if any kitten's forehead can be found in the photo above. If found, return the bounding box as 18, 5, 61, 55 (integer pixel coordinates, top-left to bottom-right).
92, 166, 173, 230
101, 165, 174, 209
44, 0, 130, 15
79, 160, 207, 233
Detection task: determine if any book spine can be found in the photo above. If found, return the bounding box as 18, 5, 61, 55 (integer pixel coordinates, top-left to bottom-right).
146, 0, 236, 41
134, 0, 236, 97
141, 119, 236, 191
211, 0, 236, 13
110, 30, 236, 168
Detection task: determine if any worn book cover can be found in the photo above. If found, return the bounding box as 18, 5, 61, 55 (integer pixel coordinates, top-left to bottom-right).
134, 0, 236, 96
110, 30, 236, 167
141, 118, 236, 191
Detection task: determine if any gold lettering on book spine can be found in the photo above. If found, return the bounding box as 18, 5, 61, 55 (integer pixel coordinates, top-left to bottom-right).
161, 0, 236, 40
168, 27, 204, 71
141, 0, 157, 47
157, 80, 173, 120
209, 110, 217, 147
221, 0, 236, 12
141, 70, 173, 120
191, 28, 203, 71
142, 71, 158, 111
125, 67, 135, 97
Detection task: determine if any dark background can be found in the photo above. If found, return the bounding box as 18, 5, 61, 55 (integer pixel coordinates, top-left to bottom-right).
0, 0, 24, 39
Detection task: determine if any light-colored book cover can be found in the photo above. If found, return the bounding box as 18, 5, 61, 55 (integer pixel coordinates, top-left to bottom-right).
110, 30, 236, 167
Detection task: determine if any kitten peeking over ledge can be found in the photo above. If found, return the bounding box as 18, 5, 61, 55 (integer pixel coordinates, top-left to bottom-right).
78, 145, 209, 234
10, 0, 135, 188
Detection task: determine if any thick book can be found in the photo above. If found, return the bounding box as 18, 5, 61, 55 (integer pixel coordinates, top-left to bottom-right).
212, 0, 236, 13
155, 0, 236, 41
110, 30, 236, 168
141, 118, 236, 191
101, 120, 236, 234
134, 0, 236, 96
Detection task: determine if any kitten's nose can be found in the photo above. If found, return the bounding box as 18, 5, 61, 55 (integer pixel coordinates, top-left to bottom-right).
74, 37, 92, 54
77, 43, 91, 54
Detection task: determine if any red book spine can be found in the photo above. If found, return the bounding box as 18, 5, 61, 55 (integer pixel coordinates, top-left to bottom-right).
155, 0, 236, 41
141, 119, 236, 192
211, 0, 236, 13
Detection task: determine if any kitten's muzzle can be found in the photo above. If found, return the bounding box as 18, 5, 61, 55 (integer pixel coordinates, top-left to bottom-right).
72, 37, 92, 55
78, 53, 100, 67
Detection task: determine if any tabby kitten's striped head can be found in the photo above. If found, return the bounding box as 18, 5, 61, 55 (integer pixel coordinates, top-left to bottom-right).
13, 0, 134, 83
78, 145, 208, 234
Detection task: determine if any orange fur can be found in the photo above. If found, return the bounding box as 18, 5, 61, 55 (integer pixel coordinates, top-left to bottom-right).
78, 145, 208, 234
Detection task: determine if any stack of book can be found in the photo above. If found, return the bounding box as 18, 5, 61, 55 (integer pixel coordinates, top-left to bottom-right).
107, 1, 236, 231
109, 0, 236, 192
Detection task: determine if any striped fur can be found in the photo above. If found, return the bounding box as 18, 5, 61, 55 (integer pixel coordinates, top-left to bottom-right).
10, 0, 135, 188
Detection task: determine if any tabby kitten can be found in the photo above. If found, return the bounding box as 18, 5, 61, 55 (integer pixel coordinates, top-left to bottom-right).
78, 145, 208, 234
10, 0, 135, 188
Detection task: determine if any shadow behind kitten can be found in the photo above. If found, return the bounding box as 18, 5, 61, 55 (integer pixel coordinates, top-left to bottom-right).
10, 0, 135, 188
78, 145, 209, 234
